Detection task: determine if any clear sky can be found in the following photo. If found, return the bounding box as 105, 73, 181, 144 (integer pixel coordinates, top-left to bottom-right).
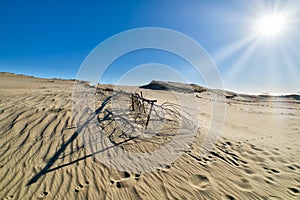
0, 0, 299, 93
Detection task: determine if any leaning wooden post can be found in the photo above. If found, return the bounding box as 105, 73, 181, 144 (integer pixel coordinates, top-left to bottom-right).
145, 102, 154, 127
140, 91, 146, 113
131, 94, 134, 111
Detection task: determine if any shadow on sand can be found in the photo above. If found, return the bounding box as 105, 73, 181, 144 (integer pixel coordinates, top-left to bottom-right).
27, 95, 126, 186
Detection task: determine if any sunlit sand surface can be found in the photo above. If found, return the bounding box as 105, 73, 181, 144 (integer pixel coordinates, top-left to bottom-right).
0, 73, 299, 199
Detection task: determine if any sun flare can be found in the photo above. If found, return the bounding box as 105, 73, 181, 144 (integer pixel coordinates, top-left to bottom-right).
255, 13, 287, 38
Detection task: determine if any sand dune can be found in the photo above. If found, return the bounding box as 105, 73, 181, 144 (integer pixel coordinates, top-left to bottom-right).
0, 73, 299, 199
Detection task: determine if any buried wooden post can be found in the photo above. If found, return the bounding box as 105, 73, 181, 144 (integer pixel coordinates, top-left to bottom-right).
131, 94, 135, 111
135, 93, 141, 113
145, 103, 152, 127
130, 92, 157, 128
145, 101, 156, 128
140, 91, 146, 113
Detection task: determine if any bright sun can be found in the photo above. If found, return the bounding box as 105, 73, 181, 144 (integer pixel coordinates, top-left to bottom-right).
255, 14, 287, 38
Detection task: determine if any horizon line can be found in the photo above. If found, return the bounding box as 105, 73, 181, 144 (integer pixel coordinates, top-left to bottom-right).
1, 71, 299, 96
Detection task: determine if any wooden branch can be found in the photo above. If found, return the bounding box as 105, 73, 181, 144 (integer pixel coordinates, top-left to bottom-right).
130, 92, 157, 128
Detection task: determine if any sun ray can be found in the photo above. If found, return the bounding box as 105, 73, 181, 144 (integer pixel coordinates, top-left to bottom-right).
223, 37, 263, 92
212, 34, 257, 63
279, 44, 300, 92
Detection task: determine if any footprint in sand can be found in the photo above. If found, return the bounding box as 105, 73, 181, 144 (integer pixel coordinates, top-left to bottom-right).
110, 180, 123, 188
110, 171, 140, 188
134, 173, 141, 180
75, 181, 89, 193
38, 191, 49, 198
189, 174, 210, 190
3, 195, 14, 200
121, 171, 131, 178
110, 179, 127, 189
120, 171, 141, 180
116, 181, 122, 188
157, 165, 172, 172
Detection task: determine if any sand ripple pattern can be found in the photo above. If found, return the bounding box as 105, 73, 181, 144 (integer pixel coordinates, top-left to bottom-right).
0, 74, 299, 199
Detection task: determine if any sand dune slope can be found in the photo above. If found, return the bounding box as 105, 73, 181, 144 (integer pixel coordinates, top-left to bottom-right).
0, 73, 299, 199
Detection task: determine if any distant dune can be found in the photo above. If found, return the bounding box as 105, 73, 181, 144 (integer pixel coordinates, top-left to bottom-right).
140, 80, 208, 93
0, 72, 299, 199
140, 80, 300, 104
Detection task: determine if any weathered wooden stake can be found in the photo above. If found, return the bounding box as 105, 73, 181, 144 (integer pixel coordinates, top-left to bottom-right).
131, 94, 134, 111
130, 92, 157, 128
145, 102, 154, 127
140, 91, 146, 113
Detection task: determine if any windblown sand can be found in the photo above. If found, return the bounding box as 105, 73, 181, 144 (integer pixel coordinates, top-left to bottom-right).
0, 73, 299, 199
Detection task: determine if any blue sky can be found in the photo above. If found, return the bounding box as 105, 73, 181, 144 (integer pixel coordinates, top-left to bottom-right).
0, 0, 299, 93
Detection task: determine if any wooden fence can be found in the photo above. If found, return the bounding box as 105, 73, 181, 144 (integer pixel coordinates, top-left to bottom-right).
130, 92, 157, 128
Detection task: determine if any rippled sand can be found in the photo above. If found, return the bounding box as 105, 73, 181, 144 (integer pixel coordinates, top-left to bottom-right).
0, 73, 299, 199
